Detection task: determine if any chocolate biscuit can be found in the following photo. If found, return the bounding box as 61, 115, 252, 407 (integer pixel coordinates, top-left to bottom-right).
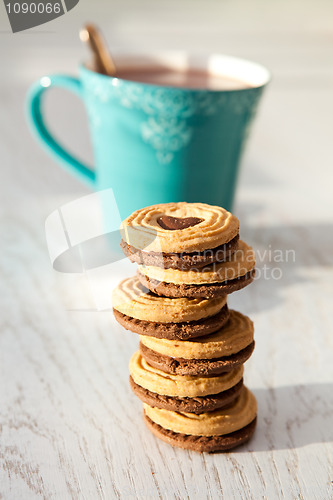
139, 341, 255, 376
120, 234, 239, 271
137, 268, 256, 299
130, 376, 243, 414
113, 304, 230, 341
144, 414, 257, 453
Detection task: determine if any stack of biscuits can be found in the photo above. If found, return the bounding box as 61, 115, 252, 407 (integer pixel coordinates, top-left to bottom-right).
112, 202, 257, 452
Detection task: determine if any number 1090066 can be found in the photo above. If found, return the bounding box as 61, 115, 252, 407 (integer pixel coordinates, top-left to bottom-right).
6, 2, 62, 14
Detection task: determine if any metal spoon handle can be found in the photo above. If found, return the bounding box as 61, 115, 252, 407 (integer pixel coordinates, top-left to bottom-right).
80, 24, 116, 76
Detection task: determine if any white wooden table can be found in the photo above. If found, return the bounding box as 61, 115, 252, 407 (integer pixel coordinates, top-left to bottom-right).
1, 1, 333, 498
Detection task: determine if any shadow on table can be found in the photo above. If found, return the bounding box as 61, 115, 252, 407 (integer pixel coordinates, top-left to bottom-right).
234, 222, 333, 312
242, 383, 333, 452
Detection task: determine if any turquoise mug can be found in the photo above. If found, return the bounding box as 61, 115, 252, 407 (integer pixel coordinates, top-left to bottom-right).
27, 53, 270, 218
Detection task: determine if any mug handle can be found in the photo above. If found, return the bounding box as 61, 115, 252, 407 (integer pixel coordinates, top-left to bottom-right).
26, 75, 96, 188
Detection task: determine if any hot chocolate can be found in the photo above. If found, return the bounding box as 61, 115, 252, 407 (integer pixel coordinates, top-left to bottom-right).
115, 66, 252, 90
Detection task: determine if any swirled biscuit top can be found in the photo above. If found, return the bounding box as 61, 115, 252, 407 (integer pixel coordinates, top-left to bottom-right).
129, 351, 243, 397
144, 386, 257, 436
139, 240, 255, 285
140, 310, 254, 360
120, 202, 239, 253
112, 276, 226, 323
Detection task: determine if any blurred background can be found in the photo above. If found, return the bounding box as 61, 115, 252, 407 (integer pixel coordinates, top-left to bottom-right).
1, 0, 332, 218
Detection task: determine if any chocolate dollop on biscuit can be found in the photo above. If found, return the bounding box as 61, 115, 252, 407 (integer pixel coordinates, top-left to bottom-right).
157, 215, 204, 231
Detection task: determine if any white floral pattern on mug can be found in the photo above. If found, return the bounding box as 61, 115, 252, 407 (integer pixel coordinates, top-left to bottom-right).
84, 75, 262, 164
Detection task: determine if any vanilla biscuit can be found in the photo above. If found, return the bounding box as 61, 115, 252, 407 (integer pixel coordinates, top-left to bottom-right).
112, 276, 226, 323
137, 240, 255, 298
140, 310, 254, 360
138, 310, 255, 376
144, 412, 257, 452
129, 351, 244, 398
139, 241, 255, 286
120, 202, 239, 269
140, 341, 254, 376
143, 386, 257, 436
